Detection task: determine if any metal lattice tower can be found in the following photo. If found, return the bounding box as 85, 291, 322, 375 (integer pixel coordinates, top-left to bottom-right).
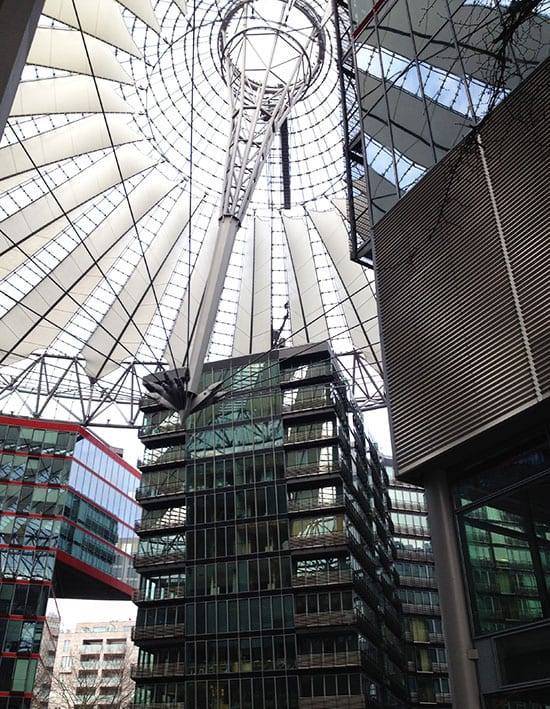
178, 0, 327, 408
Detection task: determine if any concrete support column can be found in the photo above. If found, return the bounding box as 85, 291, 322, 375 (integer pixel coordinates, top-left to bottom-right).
0, 0, 45, 139
423, 470, 482, 709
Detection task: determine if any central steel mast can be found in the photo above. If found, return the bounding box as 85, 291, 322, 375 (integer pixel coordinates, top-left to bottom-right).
147, 0, 326, 417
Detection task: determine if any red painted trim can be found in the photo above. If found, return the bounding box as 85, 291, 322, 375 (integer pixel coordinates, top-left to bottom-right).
0, 414, 140, 478
0, 511, 64, 521
0, 506, 134, 539
0, 616, 46, 622
0, 515, 135, 557
0, 653, 41, 659
0, 415, 79, 432
77, 429, 141, 478
353, 0, 391, 38
56, 549, 134, 597
0, 579, 51, 587
0, 451, 64, 462
69, 457, 139, 507
0, 480, 136, 532
0, 543, 57, 552
1, 477, 62, 488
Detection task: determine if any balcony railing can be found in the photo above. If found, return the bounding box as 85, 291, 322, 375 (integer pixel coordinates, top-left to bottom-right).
288, 496, 344, 513
134, 550, 186, 569
299, 696, 368, 709
141, 446, 187, 467
297, 651, 361, 669
284, 428, 337, 446
290, 530, 346, 551
131, 661, 186, 679
345, 499, 375, 547
354, 608, 383, 643
285, 461, 345, 480
404, 632, 446, 644
131, 623, 185, 642
282, 395, 332, 414
397, 574, 438, 589
392, 522, 431, 537
280, 363, 332, 383
131, 704, 185, 709
99, 675, 124, 685
292, 569, 353, 588
139, 419, 184, 438
295, 609, 354, 628
401, 603, 441, 616
135, 514, 186, 533
136, 480, 186, 501
133, 586, 186, 603
390, 498, 426, 513
80, 645, 102, 653
395, 548, 433, 562
382, 599, 403, 629
352, 571, 380, 607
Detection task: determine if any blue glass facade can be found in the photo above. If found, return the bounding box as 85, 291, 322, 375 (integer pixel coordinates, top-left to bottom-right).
0, 415, 140, 708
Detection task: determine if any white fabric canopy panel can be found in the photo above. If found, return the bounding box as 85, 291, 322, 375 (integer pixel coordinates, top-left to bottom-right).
82, 197, 192, 379
307, 207, 381, 372
0, 115, 141, 183
0, 172, 175, 365
0, 0, 386, 424
282, 213, 331, 346
10, 76, 133, 116
28, 28, 134, 84
42, 0, 143, 57
0, 146, 156, 264
232, 216, 273, 357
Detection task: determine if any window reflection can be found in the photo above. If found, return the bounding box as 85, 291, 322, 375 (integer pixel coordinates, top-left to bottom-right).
457, 475, 550, 633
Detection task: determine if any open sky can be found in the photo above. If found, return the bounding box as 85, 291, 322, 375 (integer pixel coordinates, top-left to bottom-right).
49, 599, 137, 633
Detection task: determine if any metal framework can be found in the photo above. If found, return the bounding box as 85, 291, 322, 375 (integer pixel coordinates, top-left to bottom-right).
0, 0, 385, 428
176, 0, 327, 410
219, 0, 325, 222
0, 348, 384, 428
339, 0, 550, 264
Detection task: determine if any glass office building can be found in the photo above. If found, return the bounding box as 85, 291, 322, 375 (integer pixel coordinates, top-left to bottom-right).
133, 343, 407, 708
384, 459, 451, 707
344, 3, 550, 705
0, 415, 140, 708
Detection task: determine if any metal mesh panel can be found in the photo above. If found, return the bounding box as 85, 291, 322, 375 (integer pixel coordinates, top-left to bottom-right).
374, 59, 550, 477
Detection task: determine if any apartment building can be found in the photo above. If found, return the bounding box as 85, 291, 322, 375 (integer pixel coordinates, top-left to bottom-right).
50, 619, 137, 709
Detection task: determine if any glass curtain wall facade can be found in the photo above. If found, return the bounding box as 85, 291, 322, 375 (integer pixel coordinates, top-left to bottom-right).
0, 415, 139, 708
335, 0, 550, 264
451, 432, 550, 707
384, 459, 451, 706
133, 343, 407, 709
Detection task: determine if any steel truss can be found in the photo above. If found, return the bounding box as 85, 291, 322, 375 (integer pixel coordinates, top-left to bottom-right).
0, 349, 384, 427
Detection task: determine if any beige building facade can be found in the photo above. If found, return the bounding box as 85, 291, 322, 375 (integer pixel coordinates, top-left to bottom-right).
49, 620, 137, 709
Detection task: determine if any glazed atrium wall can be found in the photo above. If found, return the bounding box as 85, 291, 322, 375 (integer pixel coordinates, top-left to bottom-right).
336, 0, 550, 265
383, 458, 451, 707
353, 23, 550, 709
0, 415, 140, 708
133, 343, 407, 709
